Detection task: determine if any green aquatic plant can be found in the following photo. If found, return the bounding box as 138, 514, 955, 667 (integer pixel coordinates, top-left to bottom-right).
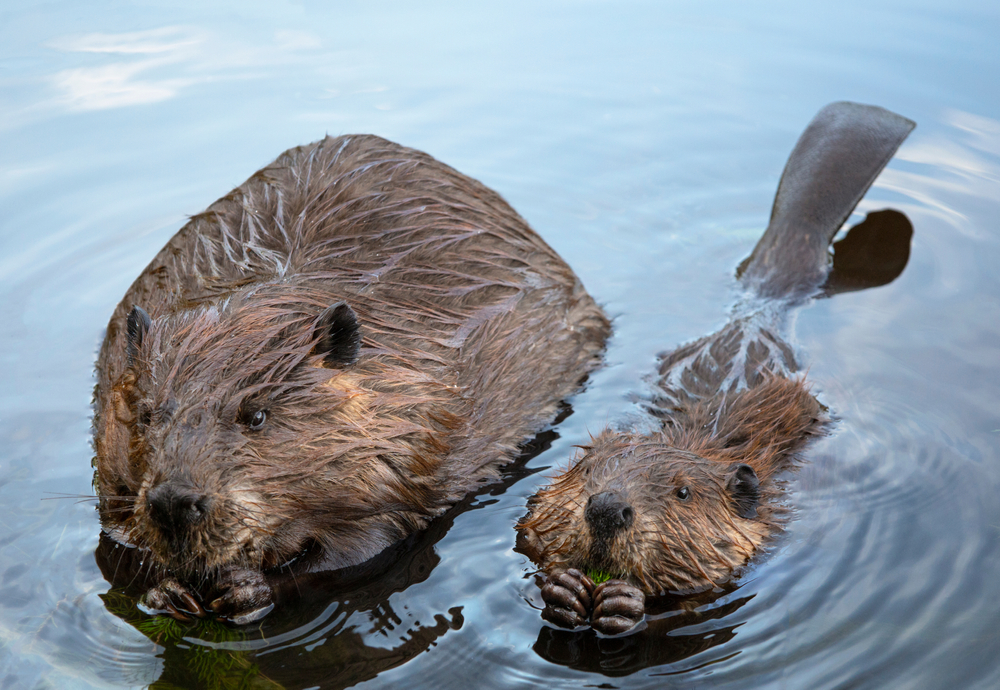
586, 569, 614, 585
100, 591, 284, 690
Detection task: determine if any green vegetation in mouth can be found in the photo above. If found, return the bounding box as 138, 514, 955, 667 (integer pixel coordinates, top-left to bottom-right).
586, 569, 613, 584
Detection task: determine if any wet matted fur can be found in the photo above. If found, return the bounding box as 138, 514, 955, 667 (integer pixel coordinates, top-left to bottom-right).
93, 135, 610, 622
516, 102, 915, 634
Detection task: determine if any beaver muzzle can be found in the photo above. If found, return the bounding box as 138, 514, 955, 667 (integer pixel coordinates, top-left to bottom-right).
146, 481, 213, 534
585, 491, 634, 541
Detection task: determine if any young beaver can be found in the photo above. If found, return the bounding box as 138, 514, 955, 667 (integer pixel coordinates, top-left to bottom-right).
516, 102, 915, 635
93, 135, 610, 624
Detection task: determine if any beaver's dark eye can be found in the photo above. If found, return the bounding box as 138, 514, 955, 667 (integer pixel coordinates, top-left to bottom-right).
676, 486, 691, 501
249, 409, 267, 430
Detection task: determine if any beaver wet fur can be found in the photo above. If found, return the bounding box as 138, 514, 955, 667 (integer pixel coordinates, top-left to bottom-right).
93, 135, 610, 623
516, 102, 915, 635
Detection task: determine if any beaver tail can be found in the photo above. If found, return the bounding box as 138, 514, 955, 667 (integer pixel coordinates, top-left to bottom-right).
738, 102, 914, 301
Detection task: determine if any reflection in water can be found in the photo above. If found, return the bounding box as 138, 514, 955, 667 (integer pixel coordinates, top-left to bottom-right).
90, 193, 917, 688
533, 585, 751, 676
877, 110, 1000, 240
823, 210, 913, 296
527, 206, 914, 674
96, 514, 461, 689
4, 3, 1000, 685
94, 430, 556, 689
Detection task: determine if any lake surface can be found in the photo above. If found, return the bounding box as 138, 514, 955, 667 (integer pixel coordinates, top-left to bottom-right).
2, 1, 1000, 688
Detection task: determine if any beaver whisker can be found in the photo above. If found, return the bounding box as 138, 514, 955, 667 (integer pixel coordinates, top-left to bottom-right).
43, 492, 120, 502
98, 504, 138, 516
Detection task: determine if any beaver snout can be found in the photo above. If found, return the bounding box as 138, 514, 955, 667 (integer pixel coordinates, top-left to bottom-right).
147, 482, 213, 533
585, 491, 634, 540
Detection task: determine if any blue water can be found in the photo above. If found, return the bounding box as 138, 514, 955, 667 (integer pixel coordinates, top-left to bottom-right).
2, 1, 1000, 688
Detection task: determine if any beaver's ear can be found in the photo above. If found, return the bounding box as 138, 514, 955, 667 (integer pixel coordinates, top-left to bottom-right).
725, 463, 760, 519
315, 302, 362, 367
126, 305, 151, 366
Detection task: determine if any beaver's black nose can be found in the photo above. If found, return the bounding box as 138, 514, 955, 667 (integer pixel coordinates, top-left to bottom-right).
585, 491, 634, 540
147, 482, 211, 533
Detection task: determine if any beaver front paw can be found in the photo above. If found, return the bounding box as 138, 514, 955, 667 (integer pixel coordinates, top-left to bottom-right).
141, 578, 207, 621
591, 579, 645, 635
206, 568, 274, 625
540, 568, 595, 629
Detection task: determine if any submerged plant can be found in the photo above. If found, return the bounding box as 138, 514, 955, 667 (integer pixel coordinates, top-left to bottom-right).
100, 591, 283, 690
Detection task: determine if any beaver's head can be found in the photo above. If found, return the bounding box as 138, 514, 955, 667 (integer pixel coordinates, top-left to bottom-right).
516, 431, 776, 594
94, 284, 464, 582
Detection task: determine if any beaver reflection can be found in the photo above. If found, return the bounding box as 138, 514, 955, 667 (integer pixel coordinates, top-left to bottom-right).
96, 430, 554, 690
533, 583, 750, 675
517, 102, 916, 637
529, 207, 913, 672
97, 529, 460, 690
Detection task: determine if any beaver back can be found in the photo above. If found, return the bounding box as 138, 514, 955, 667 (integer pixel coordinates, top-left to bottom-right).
93, 135, 610, 578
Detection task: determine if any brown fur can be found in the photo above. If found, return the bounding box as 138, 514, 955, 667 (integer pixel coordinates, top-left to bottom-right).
518, 371, 824, 594
518, 102, 913, 631
93, 135, 609, 602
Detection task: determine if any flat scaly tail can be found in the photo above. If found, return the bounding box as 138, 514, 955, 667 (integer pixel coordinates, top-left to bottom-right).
652, 102, 914, 414
739, 101, 915, 301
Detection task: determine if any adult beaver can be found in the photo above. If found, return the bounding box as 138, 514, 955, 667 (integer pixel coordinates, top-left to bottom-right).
92, 135, 610, 623
516, 102, 915, 635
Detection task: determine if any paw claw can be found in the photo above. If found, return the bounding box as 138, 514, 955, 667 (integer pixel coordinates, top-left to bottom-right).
541, 604, 588, 629
178, 591, 206, 617
592, 614, 641, 636
540, 569, 597, 629
141, 570, 273, 624
591, 579, 645, 635
142, 578, 207, 620
226, 604, 274, 626
206, 568, 273, 624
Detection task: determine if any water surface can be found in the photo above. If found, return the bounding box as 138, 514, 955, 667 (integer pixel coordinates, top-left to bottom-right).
2, 1, 1000, 688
